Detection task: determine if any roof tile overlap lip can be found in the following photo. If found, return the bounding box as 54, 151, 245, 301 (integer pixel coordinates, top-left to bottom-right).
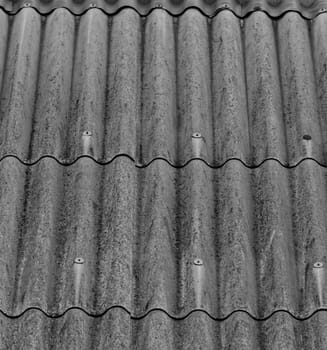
1, 0, 327, 18
1, 3, 327, 349
3, 309, 327, 349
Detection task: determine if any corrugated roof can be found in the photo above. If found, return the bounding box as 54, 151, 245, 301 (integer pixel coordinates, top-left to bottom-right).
1, 309, 327, 349
1, 309, 326, 349
0, 7, 326, 166
1, 2, 327, 348
2, 0, 327, 18
1, 156, 327, 318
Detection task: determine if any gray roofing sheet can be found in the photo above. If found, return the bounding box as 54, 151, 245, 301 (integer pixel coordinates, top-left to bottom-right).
1, 156, 327, 347
0, 7, 326, 166
2, 0, 327, 18
1, 310, 327, 349
0, 2, 327, 349
1, 157, 327, 318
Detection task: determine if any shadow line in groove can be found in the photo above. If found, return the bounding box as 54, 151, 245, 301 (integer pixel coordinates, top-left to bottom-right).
0, 154, 325, 169
2, 306, 327, 321
0, 5, 326, 20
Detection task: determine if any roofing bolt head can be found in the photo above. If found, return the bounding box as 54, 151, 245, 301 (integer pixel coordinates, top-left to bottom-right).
156, 3, 162, 8
74, 257, 85, 264
319, 8, 326, 13
24, 2, 31, 7
314, 262, 324, 268
194, 258, 203, 266
192, 132, 202, 139
223, 4, 230, 9
89, 3, 97, 7
303, 134, 312, 140
83, 131, 92, 136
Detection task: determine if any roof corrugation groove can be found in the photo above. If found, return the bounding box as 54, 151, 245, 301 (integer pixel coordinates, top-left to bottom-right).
0, 7, 326, 166
0, 2, 327, 349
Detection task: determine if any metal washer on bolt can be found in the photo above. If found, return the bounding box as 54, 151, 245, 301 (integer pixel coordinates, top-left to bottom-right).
314, 262, 324, 268
74, 257, 85, 264
193, 258, 203, 266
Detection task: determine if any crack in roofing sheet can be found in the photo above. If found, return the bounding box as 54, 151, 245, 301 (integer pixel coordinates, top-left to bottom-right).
1, 0, 327, 19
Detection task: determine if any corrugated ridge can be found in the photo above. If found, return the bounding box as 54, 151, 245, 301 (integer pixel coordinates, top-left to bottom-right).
1, 0, 327, 19
0, 154, 326, 169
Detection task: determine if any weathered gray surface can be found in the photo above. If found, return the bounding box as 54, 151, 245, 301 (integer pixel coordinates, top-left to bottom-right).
0, 8, 40, 159
0, 158, 325, 319
1, 0, 327, 18
1, 3, 327, 349
1, 309, 327, 349
0, 8, 326, 164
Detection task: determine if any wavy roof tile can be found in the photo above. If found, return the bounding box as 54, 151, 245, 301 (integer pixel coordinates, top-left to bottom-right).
1, 309, 327, 349
0, 157, 327, 321
1, 0, 327, 18
0, 3, 327, 349
0, 8, 326, 167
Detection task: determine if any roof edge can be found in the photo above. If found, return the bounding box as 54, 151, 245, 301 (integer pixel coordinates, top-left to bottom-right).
1, 0, 327, 19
